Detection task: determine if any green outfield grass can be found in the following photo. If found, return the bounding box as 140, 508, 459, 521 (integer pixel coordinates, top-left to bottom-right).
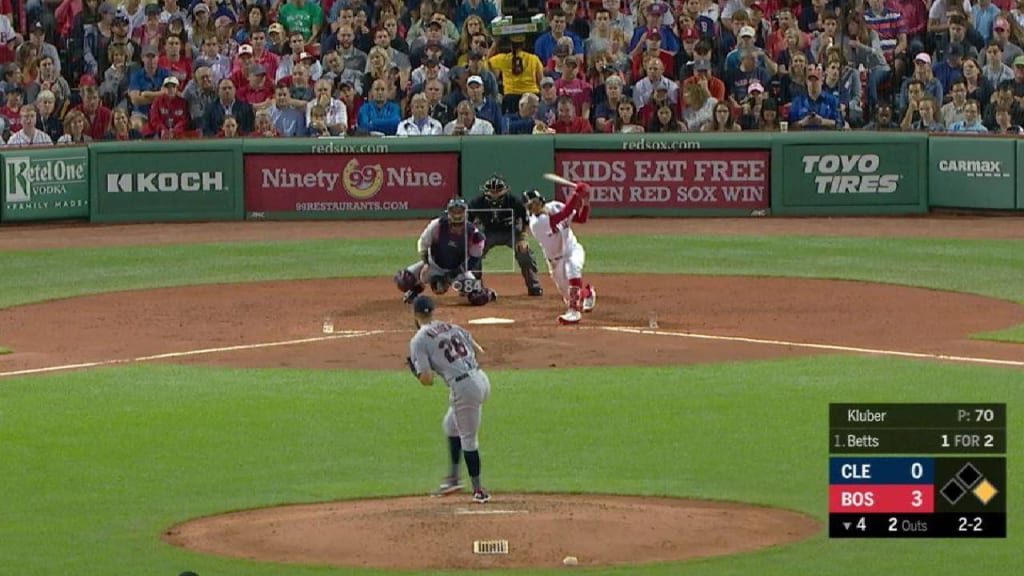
1, 232, 1023, 575
0, 359, 1020, 576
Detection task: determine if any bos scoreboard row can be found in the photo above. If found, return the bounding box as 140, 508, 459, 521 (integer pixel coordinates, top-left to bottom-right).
829, 404, 1006, 538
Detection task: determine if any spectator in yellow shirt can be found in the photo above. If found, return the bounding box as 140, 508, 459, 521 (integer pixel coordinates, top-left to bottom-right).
487, 35, 544, 114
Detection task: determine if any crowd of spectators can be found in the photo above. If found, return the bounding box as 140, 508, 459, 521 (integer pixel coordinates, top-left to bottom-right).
3, 0, 1024, 145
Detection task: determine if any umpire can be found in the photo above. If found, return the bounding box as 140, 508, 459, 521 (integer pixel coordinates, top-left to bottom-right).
468, 174, 544, 296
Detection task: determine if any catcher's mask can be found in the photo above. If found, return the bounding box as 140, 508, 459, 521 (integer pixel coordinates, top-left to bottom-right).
446, 197, 468, 225
482, 174, 508, 201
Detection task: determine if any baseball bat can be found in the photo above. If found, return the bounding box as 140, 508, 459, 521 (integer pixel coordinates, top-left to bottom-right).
542, 173, 578, 188
473, 340, 486, 355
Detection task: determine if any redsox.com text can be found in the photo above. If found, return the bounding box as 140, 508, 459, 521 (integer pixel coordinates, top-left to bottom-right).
621, 138, 701, 151
310, 141, 390, 154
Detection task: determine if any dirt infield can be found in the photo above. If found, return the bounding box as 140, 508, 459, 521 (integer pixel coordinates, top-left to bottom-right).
163, 494, 821, 570
2, 217, 1023, 569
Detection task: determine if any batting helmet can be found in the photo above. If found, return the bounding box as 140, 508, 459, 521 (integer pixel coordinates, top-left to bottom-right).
446, 197, 468, 224
523, 189, 545, 204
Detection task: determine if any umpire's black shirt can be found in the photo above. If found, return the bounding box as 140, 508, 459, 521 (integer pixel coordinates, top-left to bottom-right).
468, 193, 529, 241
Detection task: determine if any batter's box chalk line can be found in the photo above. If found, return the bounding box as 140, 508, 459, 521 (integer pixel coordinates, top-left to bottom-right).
594, 326, 1024, 368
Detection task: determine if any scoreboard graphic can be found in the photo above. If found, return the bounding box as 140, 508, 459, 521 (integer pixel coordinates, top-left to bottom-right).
828, 404, 1006, 538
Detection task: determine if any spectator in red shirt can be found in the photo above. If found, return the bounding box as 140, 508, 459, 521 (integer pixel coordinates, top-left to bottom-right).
148, 75, 189, 138
133, 3, 164, 51
238, 64, 275, 108
631, 28, 676, 80
158, 34, 193, 85
232, 44, 256, 87
682, 59, 726, 102
74, 84, 113, 140
0, 87, 23, 132
549, 95, 593, 132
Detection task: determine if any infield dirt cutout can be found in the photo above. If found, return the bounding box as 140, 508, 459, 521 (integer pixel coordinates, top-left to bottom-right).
3, 219, 1024, 569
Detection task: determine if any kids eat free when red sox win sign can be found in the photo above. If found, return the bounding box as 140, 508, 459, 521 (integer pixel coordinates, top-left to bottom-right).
553, 151, 770, 209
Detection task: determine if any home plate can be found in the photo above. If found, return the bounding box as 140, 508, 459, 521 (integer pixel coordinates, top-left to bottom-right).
468, 317, 516, 325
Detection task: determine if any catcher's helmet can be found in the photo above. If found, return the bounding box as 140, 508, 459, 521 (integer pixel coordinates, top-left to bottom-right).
523, 189, 545, 204
446, 197, 468, 224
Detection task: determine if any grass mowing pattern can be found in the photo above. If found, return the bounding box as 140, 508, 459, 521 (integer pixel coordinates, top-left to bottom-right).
0, 357, 1020, 576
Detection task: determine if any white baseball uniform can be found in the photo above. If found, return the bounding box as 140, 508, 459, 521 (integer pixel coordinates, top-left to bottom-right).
528, 192, 590, 303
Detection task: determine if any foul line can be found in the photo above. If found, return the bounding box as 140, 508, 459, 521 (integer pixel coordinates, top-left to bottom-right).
0, 330, 392, 378
597, 326, 1024, 368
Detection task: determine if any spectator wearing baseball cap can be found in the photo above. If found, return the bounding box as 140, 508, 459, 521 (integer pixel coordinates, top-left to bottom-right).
553, 55, 593, 124
933, 43, 966, 95
788, 64, 844, 130
631, 27, 676, 80
725, 24, 775, 73
134, 4, 165, 51
988, 18, 1023, 66
682, 59, 726, 102
628, 2, 679, 56
147, 75, 190, 139
897, 52, 943, 117
26, 21, 63, 78
238, 63, 275, 107
724, 48, 771, 110
128, 44, 172, 118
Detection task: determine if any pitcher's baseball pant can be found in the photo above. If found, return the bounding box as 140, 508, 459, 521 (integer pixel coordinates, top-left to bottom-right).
443, 370, 491, 451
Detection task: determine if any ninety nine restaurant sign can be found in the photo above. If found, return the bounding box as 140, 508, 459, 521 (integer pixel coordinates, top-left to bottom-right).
244, 153, 458, 216
552, 150, 770, 209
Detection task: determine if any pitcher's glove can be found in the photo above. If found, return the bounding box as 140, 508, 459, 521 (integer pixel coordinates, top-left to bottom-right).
406, 357, 418, 377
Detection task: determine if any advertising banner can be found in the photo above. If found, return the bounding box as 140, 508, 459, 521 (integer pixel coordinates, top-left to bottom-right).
90, 142, 243, 222
1, 147, 89, 222
551, 150, 770, 213
929, 138, 1016, 209
776, 141, 926, 211
244, 153, 459, 219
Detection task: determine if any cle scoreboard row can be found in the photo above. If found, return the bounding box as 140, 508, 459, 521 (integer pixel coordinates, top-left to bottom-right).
829, 404, 1006, 538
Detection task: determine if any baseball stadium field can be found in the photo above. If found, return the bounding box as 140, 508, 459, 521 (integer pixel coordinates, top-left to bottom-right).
1, 216, 1022, 575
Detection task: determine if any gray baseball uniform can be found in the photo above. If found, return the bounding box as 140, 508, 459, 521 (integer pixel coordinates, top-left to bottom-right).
409, 321, 491, 451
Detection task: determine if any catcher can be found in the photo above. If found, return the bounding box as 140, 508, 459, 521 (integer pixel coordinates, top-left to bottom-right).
467, 174, 544, 296
394, 198, 498, 306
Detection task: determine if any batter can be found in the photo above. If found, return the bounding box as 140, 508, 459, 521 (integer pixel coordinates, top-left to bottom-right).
524, 184, 597, 324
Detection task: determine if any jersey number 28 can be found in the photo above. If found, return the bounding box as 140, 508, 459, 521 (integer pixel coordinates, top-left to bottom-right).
438, 335, 469, 363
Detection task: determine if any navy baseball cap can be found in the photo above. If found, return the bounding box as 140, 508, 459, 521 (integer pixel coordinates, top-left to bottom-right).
413, 295, 436, 315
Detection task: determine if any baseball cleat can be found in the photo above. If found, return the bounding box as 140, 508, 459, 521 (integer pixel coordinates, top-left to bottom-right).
528, 286, 544, 296
582, 285, 596, 313
431, 477, 465, 497
558, 310, 582, 325
472, 489, 491, 503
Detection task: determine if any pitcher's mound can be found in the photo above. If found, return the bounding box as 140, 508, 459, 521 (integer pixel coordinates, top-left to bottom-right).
163, 493, 820, 570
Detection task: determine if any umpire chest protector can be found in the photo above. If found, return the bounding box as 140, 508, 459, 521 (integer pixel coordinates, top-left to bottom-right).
470, 193, 526, 232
